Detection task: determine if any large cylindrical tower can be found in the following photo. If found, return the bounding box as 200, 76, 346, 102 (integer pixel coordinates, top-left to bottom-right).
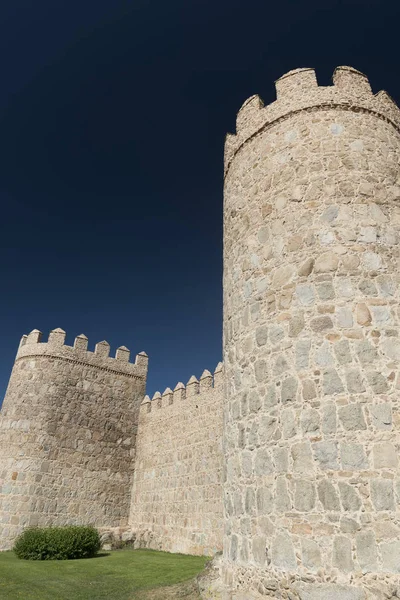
223, 67, 400, 598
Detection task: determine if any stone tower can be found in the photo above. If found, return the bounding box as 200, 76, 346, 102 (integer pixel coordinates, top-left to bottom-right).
223, 67, 400, 598
0, 328, 147, 550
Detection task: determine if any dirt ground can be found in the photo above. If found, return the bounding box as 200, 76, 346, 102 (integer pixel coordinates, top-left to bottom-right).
134, 579, 201, 599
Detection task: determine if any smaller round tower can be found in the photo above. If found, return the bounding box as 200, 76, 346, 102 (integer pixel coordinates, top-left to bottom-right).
0, 328, 148, 550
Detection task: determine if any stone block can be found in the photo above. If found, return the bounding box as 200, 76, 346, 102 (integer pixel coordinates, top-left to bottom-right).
256, 487, 273, 514
340, 518, 360, 533
282, 409, 297, 439
323, 369, 344, 395
368, 403, 392, 430
381, 337, 400, 361
316, 341, 334, 367
271, 531, 296, 570
302, 379, 317, 400
289, 312, 305, 336
356, 340, 377, 365
321, 403, 337, 434
336, 307, 353, 328
345, 370, 366, 394
373, 442, 398, 468
296, 285, 315, 307
269, 324, 284, 345
316, 281, 335, 300
258, 415, 278, 445
340, 442, 368, 470
334, 339, 352, 365
291, 442, 314, 474
294, 479, 316, 511
274, 355, 289, 376
230, 534, 238, 561
264, 384, 277, 410
338, 482, 362, 511
370, 479, 395, 511
367, 371, 389, 394
311, 316, 333, 333
254, 449, 273, 476
255, 326, 268, 346
254, 360, 266, 384
301, 409, 320, 434
313, 440, 339, 470
314, 252, 339, 273
272, 447, 288, 472
356, 303, 371, 326
356, 530, 378, 572
275, 477, 291, 511
252, 535, 266, 566
381, 540, 400, 573
318, 479, 340, 511
332, 536, 354, 572
296, 339, 311, 370
281, 377, 298, 403
338, 403, 366, 431
249, 390, 262, 413
298, 258, 314, 277
301, 538, 322, 571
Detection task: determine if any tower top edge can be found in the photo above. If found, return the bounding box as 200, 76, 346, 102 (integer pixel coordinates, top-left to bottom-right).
225, 65, 400, 177
16, 328, 148, 377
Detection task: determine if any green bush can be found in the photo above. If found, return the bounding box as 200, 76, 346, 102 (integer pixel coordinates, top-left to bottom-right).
14, 525, 101, 560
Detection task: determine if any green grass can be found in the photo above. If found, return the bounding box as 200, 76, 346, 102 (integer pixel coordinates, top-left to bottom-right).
0, 548, 209, 600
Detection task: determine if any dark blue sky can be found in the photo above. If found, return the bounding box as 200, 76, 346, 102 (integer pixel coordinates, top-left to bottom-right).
0, 0, 399, 401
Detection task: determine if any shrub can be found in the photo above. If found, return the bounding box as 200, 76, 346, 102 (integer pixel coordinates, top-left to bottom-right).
14, 525, 101, 560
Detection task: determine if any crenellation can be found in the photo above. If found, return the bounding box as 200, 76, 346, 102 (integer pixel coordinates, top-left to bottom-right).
95, 340, 110, 358
115, 345, 130, 362
275, 67, 318, 99
18, 334, 27, 349
332, 65, 372, 95
14, 329, 146, 379
139, 366, 225, 416
173, 381, 186, 402
48, 327, 66, 346
26, 328, 42, 344
74, 333, 88, 352
152, 391, 162, 408
162, 387, 173, 406
214, 362, 224, 388
186, 375, 200, 397
235, 94, 264, 133
141, 395, 152, 413
135, 351, 149, 369
200, 369, 213, 392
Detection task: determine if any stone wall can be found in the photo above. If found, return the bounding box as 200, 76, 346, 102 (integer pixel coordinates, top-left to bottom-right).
222, 67, 400, 599
129, 364, 224, 556
0, 328, 147, 550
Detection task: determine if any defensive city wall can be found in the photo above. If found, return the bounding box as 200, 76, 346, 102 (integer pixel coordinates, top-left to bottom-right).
0, 328, 225, 556
1, 65, 400, 600
129, 363, 224, 556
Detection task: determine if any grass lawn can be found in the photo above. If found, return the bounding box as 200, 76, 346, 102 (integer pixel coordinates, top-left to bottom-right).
0, 548, 209, 600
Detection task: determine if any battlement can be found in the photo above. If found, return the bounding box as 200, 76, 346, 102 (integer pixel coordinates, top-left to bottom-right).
141, 362, 223, 414
16, 328, 148, 379
225, 65, 400, 176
